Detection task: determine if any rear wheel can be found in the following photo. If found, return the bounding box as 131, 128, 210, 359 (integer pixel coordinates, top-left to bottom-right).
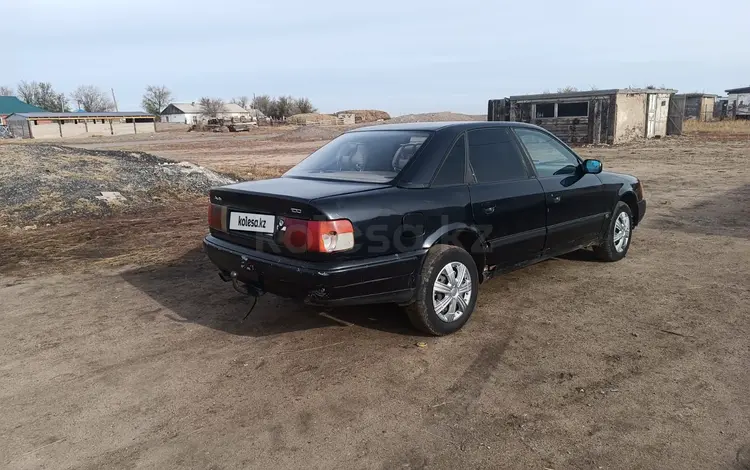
594, 201, 633, 262
406, 245, 479, 336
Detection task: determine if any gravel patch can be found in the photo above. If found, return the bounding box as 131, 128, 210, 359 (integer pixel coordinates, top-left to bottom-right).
275, 112, 485, 142
388, 112, 485, 123
276, 126, 350, 142
0, 144, 236, 225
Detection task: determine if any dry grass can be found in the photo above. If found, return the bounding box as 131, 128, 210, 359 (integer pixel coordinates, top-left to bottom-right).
288, 113, 337, 125
211, 164, 292, 181
335, 109, 391, 122
683, 119, 750, 136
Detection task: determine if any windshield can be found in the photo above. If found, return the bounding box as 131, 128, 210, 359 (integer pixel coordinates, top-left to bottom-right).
284, 130, 430, 183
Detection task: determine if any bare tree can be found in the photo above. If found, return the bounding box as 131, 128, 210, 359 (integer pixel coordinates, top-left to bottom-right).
230, 96, 250, 110
16, 81, 69, 111
16, 81, 36, 104
249, 94, 317, 119
199, 97, 226, 118
273, 95, 296, 119
141, 85, 172, 115
557, 86, 579, 93
0, 86, 13, 96
71, 85, 114, 112
294, 97, 316, 114
251, 94, 273, 116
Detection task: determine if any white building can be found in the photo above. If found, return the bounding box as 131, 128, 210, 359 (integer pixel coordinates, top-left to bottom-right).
160, 102, 254, 124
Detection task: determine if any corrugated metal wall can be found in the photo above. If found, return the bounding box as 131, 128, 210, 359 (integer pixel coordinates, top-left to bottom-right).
7, 117, 31, 138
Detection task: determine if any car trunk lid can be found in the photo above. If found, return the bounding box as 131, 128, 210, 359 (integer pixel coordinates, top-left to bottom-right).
209, 177, 385, 258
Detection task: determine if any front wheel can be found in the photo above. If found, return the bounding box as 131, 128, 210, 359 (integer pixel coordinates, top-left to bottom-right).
594, 201, 633, 262
405, 245, 479, 336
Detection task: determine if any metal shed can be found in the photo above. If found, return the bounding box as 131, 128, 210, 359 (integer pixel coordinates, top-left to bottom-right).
6, 111, 156, 139
488, 88, 678, 144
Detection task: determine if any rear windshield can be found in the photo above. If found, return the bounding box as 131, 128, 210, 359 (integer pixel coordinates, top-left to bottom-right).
284, 130, 430, 183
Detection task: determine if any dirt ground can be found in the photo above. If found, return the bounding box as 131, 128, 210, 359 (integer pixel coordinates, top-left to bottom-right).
1, 128, 749, 469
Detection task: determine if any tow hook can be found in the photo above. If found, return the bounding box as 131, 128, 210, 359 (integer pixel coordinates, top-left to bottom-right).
220, 271, 265, 298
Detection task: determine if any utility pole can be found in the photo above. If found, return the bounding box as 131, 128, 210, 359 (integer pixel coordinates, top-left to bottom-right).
111, 88, 119, 112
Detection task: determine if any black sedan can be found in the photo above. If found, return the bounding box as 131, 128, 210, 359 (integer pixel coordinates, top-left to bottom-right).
204, 121, 646, 335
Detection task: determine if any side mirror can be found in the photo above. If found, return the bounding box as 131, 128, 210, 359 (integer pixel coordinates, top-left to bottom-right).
583, 159, 602, 174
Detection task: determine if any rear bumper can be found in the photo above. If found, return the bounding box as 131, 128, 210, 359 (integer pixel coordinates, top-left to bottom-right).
203, 235, 425, 306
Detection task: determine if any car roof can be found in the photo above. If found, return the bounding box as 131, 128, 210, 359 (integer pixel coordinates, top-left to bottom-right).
349, 121, 537, 133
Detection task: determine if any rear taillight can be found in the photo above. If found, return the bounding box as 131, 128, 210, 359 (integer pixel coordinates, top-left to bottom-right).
208, 203, 224, 231
282, 218, 354, 253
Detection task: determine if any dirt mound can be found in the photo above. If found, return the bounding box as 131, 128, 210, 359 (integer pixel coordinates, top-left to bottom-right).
288, 113, 337, 125
0, 144, 236, 225
335, 109, 391, 123
389, 112, 485, 123
276, 126, 349, 142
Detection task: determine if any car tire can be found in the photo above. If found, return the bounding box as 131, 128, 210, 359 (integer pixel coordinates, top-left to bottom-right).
594, 201, 633, 262
405, 245, 479, 336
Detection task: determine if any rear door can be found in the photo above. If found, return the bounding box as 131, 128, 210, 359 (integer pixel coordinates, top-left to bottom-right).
513, 127, 607, 255
466, 127, 546, 269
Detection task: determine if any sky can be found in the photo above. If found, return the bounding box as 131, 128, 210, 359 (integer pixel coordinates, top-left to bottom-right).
6, 0, 750, 115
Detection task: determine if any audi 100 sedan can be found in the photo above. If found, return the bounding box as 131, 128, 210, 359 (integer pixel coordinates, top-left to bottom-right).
204, 122, 646, 335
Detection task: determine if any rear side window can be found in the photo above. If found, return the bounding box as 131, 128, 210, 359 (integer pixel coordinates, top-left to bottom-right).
432, 135, 466, 186
467, 128, 529, 183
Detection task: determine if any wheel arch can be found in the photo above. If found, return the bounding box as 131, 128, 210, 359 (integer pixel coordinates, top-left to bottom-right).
422, 223, 487, 277
619, 190, 640, 225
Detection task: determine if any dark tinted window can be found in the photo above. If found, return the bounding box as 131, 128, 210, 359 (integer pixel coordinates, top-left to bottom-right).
432, 135, 465, 186
467, 128, 529, 183
558, 102, 588, 117
536, 103, 555, 118
285, 130, 430, 183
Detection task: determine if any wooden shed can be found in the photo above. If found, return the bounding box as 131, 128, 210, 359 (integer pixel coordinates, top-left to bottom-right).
725, 86, 750, 119
676, 93, 717, 121
488, 88, 678, 144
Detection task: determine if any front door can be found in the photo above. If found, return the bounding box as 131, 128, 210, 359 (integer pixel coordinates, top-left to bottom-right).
513, 127, 607, 255
466, 127, 546, 269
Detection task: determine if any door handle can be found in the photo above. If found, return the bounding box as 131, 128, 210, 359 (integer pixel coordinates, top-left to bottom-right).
483, 205, 496, 214
550, 194, 561, 204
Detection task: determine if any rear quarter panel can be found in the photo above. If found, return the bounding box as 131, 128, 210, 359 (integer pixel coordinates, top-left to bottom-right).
315, 185, 472, 260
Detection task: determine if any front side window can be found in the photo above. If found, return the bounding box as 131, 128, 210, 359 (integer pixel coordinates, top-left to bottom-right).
514, 128, 580, 177
285, 130, 430, 183
467, 128, 529, 183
